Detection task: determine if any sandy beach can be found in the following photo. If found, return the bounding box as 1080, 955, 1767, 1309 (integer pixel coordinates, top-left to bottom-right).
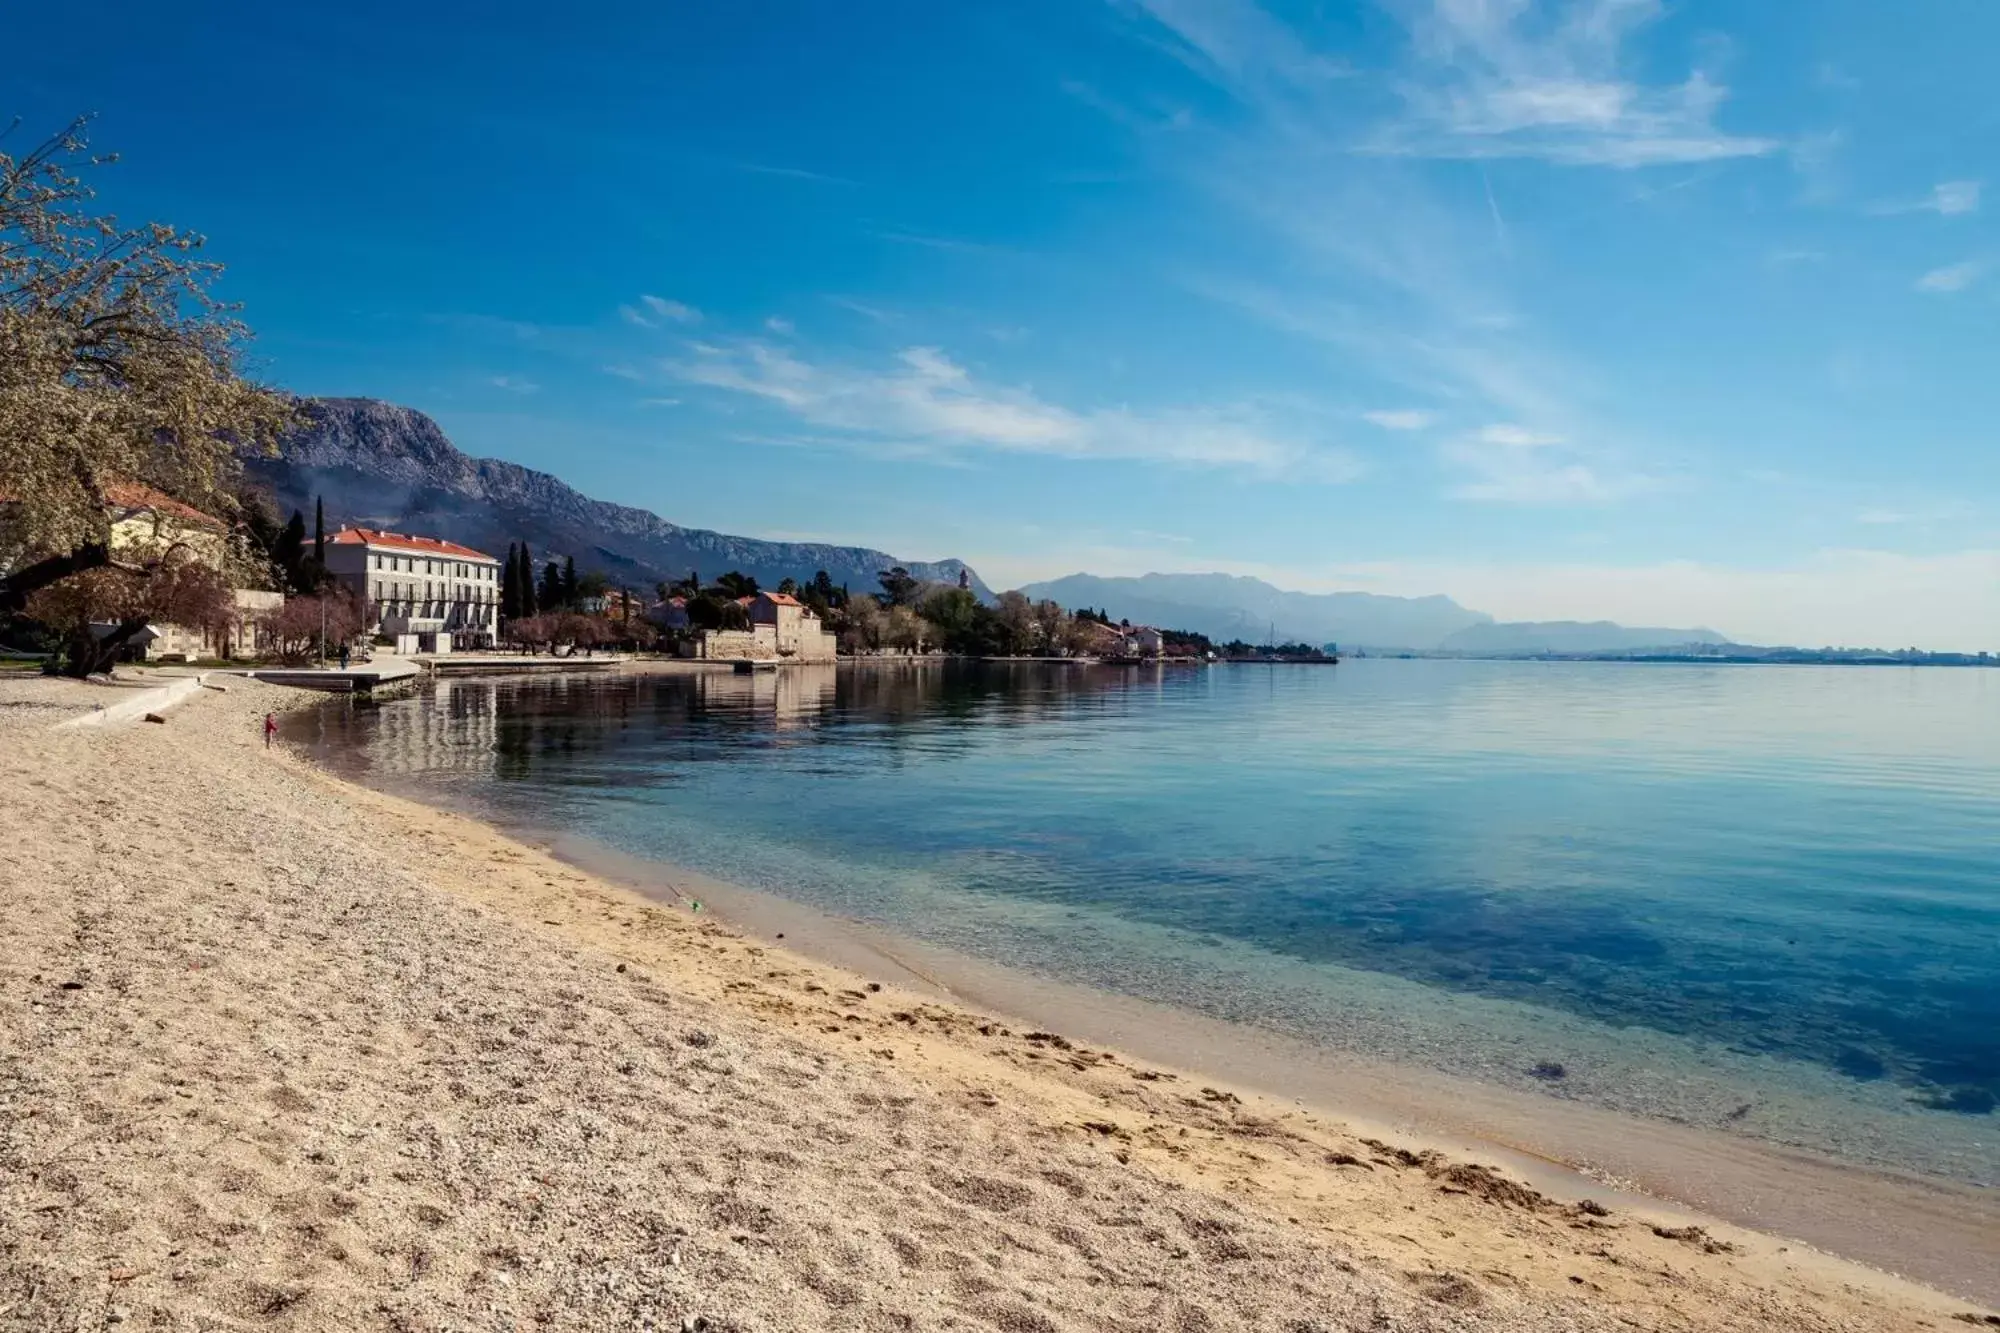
2, 673, 1993, 1332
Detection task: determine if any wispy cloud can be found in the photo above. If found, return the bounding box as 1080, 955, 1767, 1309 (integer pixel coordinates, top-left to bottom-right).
1445, 422, 1654, 504
871, 229, 1012, 255
736, 162, 857, 186
1109, 1, 1704, 506
1115, 0, 1351, 91
620, 295, 702, 328
1873, 180, 1980, 217
1930, 180, 1980, 215
1915, 260, 1983, 294
826, 296, 899, 323
487, 375, 539, 394
1371, 0, 1781, 168
765, 316, 796, 335
1856, 499, 1974, 527
644, 295, 700, 323
658, 338, 1363, 481
1363, 408, 1437, 430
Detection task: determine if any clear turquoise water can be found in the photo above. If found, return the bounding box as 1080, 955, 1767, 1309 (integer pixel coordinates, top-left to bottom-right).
297, 659, 2000, 1182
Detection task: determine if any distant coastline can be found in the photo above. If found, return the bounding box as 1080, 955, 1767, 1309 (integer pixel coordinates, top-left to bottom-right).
1349, 646, 1999, 667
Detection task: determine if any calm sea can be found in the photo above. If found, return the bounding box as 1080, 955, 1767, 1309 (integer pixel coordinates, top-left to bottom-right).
294, 659, 2000, 1184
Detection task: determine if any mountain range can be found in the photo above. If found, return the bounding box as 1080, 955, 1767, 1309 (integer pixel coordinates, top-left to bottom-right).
249, 398, 989, 598
254, 398, 1723, 652
1018, 573, 1725, 654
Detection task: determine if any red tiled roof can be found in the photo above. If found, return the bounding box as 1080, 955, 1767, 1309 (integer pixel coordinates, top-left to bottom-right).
102, 482, 224, 528
330, 527, 496, 561
0, 481, 224, 528
759, 592, 804, 606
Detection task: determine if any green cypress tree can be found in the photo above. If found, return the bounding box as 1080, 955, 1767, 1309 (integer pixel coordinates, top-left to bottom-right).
519, 542, 536, 615
501, 543, 519, 621
274, 510, 307, 592
561, 555, 577, 608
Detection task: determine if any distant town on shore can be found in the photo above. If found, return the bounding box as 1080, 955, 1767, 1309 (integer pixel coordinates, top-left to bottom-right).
4, 468, 1987, 675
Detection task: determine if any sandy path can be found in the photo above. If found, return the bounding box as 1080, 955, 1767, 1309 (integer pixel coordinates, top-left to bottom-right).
0, 678, 1984, 1332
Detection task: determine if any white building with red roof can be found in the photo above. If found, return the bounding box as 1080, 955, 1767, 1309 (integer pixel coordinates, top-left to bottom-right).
324, 527, 500, 650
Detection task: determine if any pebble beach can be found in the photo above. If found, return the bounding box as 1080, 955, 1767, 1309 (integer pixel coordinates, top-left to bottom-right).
0, 672, 1988, 1332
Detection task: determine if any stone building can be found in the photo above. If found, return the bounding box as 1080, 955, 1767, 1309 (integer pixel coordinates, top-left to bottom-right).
691, 590, 838, 662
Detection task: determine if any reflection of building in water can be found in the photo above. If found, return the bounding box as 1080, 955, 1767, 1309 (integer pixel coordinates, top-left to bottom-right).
697, 662, 836, 728
362, 680, 501, 778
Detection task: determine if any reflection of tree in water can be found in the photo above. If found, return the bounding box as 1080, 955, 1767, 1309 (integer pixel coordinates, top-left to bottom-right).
373, 662, 1188, 785
834, 660, 1185, 733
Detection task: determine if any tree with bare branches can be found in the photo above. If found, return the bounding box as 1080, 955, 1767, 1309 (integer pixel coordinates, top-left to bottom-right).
0, 115, 293, 661
260, 589, 365, 664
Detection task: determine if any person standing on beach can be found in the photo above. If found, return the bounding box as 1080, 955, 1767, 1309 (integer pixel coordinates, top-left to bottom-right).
264, 712, 278, 748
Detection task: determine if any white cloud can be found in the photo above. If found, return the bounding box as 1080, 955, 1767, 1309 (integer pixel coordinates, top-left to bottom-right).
1475, 422, 1563, 447
1916, 260, 1983, 293
1363, 408, 1437, 430
660, 339, 1363, 481
1875, 180, 1981, 217
1119, 0, 1776, 169
642, 295, 701, 324
487, 375, 539, 394
765, 316, 796, 335
1928, 180, 1979, 215
622, 295, 705, 329
1377, 0, 1780, 168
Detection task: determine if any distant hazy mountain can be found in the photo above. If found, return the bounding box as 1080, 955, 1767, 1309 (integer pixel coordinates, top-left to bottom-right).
1437, 620, 1728, 655
1018, 572, 1492, 650
250, 398, 989, 597
1018, 572, 1723, 653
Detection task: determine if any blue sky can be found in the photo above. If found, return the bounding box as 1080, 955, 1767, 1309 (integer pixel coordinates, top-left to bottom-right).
13, 1, 1999, 646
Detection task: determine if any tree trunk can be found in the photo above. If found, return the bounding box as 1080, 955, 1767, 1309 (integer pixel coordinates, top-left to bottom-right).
0, 543, 112, 616
60, 615, 150, 678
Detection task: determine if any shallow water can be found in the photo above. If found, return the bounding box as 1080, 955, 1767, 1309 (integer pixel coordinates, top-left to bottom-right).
294, 659, 2000, 1183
